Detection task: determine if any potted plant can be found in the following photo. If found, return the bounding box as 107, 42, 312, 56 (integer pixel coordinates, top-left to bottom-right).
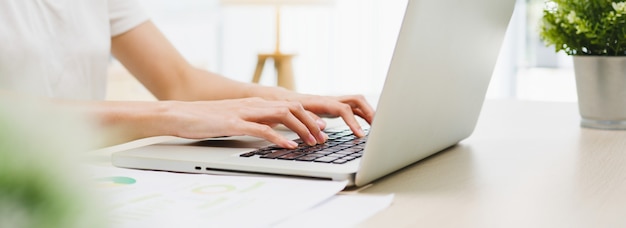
540, 0, 626, 130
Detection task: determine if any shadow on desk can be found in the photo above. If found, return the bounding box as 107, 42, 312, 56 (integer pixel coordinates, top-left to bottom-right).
365, 143, 478, 195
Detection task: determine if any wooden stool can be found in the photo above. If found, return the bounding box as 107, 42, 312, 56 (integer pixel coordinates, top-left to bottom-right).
252, 52, 296, 90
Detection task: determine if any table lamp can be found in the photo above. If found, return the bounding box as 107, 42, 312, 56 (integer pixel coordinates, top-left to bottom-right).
220, 0, 334, 90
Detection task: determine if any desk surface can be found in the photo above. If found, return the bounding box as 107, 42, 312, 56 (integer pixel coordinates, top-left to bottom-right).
358, 100, 626, 228
92, 100, 626, 227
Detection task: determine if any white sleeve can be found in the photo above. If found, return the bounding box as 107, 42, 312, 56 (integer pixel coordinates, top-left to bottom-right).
108, 0, 150, 37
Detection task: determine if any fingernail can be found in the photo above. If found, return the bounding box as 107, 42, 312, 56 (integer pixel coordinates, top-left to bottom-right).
357, 128, 365, 137
318, 131, 328, 142
288, 140, 299, 148
316, 119, 326, 129
307, 134, 317, 145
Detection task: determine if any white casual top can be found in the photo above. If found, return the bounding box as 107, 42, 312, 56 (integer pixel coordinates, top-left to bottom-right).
0, 0, 149, 100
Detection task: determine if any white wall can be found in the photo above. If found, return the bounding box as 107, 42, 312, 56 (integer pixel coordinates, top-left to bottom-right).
219, 0, 406, 95
115, 0, 571, 102
129, 0, 406, 96
138, 0, 221, 68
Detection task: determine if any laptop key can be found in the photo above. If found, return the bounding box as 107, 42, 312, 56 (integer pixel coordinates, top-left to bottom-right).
295, 155, 321, 161
240, 151, 256, 157
278, 152, 307, 160
313, 156, 338, 163
300, 147, 323, 154
260, 150, 294, 159
333, 145, 352, 150
325, 154, 344, 159
309, 152, 332, 157
255, 150, 274, 155
341, 148, 363, 154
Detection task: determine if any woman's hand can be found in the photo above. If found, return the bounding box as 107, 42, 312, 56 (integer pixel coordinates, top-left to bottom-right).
161, 98, 329, 149
288, 94, 375, 138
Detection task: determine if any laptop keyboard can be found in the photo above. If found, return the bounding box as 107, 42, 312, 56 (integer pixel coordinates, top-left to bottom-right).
239, 128, 369, 164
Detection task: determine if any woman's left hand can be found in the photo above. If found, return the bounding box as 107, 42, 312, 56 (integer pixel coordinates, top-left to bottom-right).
281, 92, 375, 138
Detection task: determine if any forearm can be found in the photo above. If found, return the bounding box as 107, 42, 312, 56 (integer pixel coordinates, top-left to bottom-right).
1, 92, 170, 147
111, 21, 295, 102
167, 67, 297, 101
41, 98, 189, 148
82, 100, 172, 146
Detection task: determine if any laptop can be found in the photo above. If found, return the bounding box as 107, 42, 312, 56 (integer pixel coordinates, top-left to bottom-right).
112, 0, 516, 187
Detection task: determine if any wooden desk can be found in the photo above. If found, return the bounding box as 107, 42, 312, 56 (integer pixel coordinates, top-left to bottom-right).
358, 100, 626, 227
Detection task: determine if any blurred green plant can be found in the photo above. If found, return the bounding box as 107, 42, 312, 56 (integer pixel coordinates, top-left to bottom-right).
539, 0, 626, 55
0, 102, 103, 228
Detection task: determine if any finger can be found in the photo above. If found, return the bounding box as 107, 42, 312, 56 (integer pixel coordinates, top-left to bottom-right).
277, 109, 319, 146
299, 99, 364, 137
335, 103, 366, 138
307, 111, 327, 130
352, 107, 376, 125
285, 102, 327, 144
237, 121, 298, 149
248, 104, 319, 146
339, 95, 375, 124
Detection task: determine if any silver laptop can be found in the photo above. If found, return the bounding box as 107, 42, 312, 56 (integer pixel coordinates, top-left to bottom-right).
112, 0, 515, 187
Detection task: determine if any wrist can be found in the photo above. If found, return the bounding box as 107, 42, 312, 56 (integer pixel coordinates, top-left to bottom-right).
244, 84, 300, 101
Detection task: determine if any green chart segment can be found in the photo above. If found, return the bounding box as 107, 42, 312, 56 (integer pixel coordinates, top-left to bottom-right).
95, 176, 137, 186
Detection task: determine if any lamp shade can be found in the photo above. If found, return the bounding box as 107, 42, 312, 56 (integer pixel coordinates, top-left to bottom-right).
220, 0, 333, 5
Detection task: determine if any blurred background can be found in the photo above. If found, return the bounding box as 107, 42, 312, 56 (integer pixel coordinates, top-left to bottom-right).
107, 0, 576, 103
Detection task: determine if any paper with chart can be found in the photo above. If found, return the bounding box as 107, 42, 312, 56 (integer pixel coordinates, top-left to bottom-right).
274, 193, 394, 227
86, 166, 347, 227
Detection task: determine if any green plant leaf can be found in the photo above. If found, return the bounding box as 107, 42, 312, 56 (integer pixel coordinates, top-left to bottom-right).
539, 0, 626, 56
